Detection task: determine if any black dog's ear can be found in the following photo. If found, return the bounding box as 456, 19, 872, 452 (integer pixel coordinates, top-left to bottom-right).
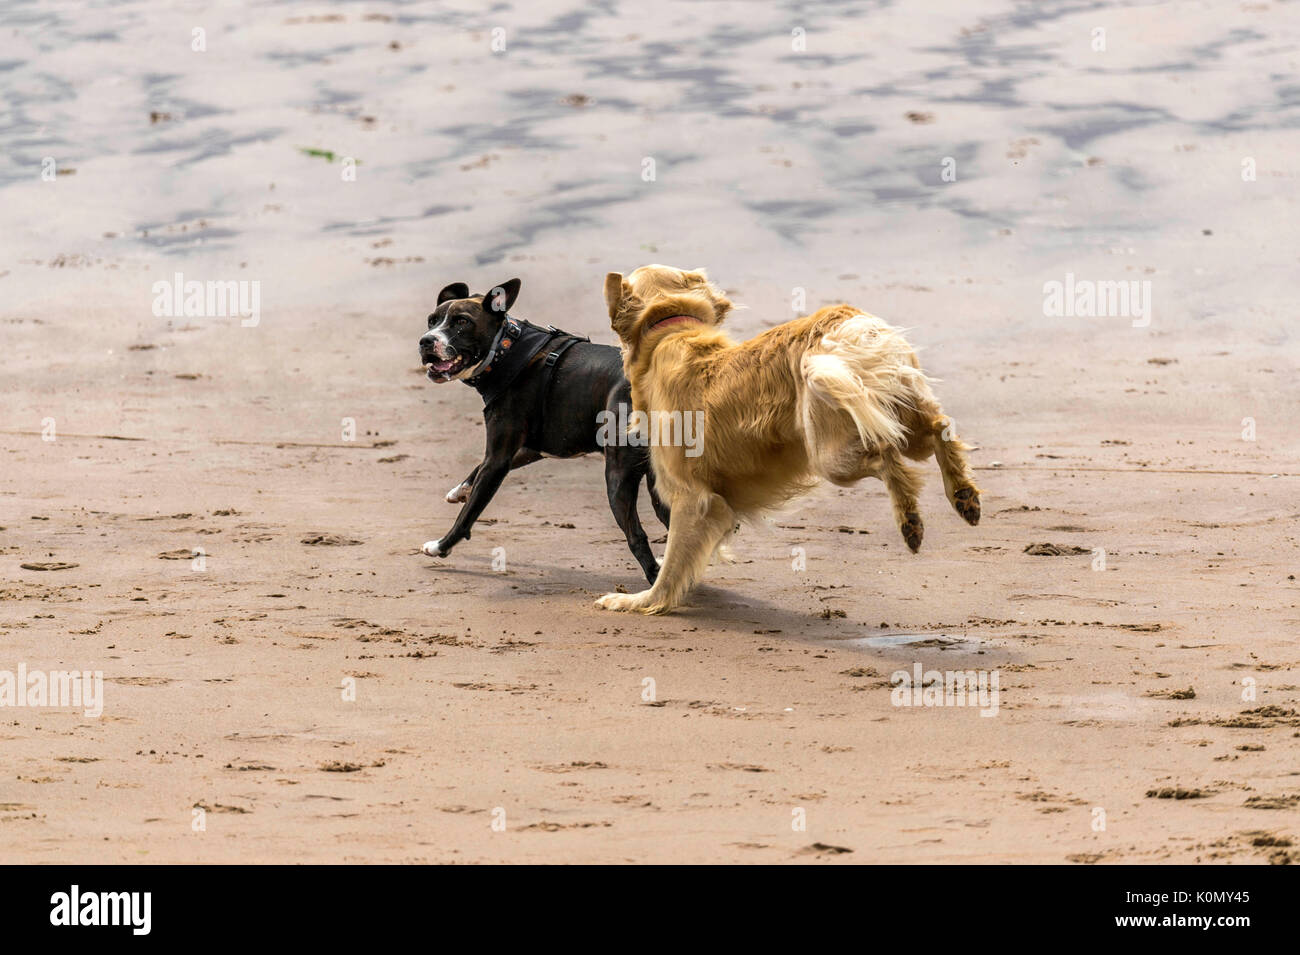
437, 282, 469, 305
482, 278, 522, 316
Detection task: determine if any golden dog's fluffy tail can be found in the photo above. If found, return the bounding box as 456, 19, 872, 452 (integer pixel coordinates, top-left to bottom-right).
801, 315, 925, 452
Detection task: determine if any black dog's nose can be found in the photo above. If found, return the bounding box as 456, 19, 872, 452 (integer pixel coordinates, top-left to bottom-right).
419, 332, 454, 361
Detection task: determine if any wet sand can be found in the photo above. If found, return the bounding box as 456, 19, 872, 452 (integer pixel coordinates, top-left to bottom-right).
1, 0, 1297, 863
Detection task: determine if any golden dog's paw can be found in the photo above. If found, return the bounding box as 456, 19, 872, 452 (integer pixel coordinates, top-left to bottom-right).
595, 591, 674, 614
901, 511, 924, 553
596, 592, 644, 612
953, 486, 981, 526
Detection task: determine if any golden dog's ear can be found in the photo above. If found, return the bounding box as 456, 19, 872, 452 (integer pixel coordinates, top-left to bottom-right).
709, 289, 733, 324
685, 268, 733, 325
605, 271, 639, 339
604, 272, 625, 319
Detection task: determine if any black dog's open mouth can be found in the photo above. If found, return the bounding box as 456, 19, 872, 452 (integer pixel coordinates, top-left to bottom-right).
423, 355, 469, 381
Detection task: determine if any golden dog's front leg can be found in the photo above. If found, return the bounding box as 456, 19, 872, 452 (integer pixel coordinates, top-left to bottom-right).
596, 493, 735, 614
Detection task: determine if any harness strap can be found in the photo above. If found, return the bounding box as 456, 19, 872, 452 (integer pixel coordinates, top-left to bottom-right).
532, 330, 588, 440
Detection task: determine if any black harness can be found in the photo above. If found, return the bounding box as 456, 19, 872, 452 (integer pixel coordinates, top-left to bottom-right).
467, 316, 589, 439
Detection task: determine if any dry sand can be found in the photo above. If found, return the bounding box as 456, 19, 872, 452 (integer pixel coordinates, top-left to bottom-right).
1, 0, 1297, 863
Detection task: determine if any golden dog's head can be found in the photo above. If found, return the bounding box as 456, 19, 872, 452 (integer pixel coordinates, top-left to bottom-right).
604, 264, 733, 358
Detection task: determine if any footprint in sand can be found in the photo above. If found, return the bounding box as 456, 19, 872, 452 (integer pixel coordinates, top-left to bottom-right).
1024, 543, 1091, 556
301, 534, 363, 546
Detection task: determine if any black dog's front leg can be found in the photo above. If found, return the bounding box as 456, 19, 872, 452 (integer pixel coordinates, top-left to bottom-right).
444, 448, 544, 504
423, 431, 525, 559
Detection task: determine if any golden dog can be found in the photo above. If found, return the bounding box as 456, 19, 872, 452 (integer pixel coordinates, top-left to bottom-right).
595, 264, 980, 614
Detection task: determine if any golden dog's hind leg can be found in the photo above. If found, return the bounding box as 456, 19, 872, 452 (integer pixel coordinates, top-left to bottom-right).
879, 448, 926, 552
595, 493, 735, 614
928, 414, 981, 526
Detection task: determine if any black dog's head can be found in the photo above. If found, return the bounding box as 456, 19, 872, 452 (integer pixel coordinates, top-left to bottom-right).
419, 278, 521, 383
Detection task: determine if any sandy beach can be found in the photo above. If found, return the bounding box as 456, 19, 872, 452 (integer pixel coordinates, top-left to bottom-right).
1, 0, 1297, 864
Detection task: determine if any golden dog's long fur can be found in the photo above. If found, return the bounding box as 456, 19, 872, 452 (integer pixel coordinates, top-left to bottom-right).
595, 264, 981, 614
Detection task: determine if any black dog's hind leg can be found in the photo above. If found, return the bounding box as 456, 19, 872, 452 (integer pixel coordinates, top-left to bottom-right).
424, 429, 525, 558
606, 453, 660, 584
645, 467, 671, 531
446, 447, 544, 503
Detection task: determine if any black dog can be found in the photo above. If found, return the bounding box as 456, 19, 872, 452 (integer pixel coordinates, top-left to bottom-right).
418, 278, 667, 583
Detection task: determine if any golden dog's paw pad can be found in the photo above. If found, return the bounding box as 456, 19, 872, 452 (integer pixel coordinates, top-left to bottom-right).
953, 486, 981, 526
901, 511, 924, 552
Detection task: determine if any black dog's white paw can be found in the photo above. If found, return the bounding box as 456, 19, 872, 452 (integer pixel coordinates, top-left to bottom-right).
422, 539, 447, 558
445, 482, 470, 504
